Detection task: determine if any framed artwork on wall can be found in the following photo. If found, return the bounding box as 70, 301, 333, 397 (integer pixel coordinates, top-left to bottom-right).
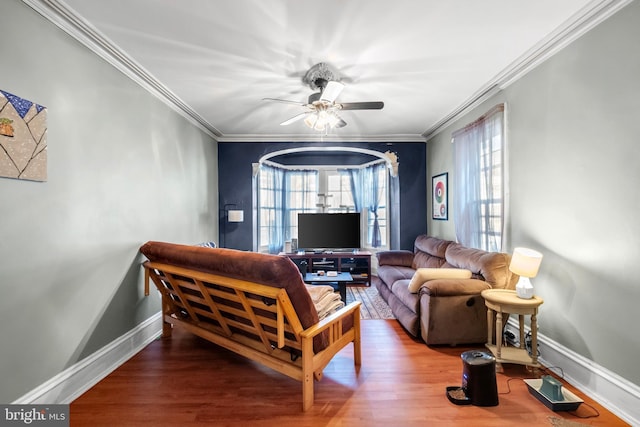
432, 172, 448, 220
0, 89, 47, 181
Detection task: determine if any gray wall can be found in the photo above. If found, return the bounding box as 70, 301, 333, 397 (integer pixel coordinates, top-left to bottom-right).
0, 1, 218, 402
427, 2, 640, 386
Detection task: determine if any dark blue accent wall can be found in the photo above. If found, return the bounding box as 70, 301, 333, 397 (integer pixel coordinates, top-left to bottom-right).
218, 142, 427, 251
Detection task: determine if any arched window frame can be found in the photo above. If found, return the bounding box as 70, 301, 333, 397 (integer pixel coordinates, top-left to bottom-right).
252, 147, 399, 253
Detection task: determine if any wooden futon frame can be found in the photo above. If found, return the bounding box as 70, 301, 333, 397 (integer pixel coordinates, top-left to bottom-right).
143, 260, 361, 411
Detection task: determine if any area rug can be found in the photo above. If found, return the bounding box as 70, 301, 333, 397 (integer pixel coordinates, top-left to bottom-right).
345, 285, 395, 320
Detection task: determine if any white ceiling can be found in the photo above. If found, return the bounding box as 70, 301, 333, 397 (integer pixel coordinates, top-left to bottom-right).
33, 0, 622, 142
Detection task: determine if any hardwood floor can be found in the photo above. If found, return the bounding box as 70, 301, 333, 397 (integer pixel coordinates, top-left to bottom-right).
71, 320, 628, 426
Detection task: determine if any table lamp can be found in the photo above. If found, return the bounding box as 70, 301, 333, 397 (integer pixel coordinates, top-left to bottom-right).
509, 247, 543, 299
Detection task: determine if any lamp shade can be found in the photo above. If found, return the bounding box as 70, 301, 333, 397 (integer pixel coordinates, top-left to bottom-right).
227, 209, 244, 223
509, 247, 543, 278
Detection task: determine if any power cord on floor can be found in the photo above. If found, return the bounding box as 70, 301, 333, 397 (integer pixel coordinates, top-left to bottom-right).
498, 376, 523, 395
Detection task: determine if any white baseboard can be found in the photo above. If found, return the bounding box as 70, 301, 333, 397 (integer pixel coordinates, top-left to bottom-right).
504, 322, 639, 426
13, 312, 162, 405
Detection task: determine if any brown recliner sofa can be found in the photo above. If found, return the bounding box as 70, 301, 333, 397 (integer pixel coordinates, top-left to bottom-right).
373, 235, 518, 345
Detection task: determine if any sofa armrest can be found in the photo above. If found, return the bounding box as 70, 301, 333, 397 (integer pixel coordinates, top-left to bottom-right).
419, 278, 491, 297
300, 302, 362, 369
376, 250, 414, 267
300, 301, 361, 340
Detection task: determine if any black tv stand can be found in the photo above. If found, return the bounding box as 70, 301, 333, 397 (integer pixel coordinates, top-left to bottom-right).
281, 251, 372, 286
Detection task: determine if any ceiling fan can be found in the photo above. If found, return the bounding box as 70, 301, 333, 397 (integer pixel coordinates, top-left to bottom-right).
263, 63, 384, 132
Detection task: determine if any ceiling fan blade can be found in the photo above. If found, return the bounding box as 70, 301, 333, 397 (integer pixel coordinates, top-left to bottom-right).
320, 81, 345, 103
339, 101, 384, 110
280, 112, 308, 126
335, 116, 347, 128
262, 97, 306, 106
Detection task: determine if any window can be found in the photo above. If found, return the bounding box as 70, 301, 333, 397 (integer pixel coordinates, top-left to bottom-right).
257, 165, 317, 253
326, 170, 354, 212
285, 171, 318, 244
452, 104, 506, 252
373, 165, 388, 247
325, 167, 387, 247
256, 162, 388, 253
360, 163, 387, 248
257, 164, 283, 254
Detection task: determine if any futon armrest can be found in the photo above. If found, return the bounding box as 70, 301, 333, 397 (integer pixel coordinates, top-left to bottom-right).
300, 302, 361, 340
376, 250, 414, 267
419, 279, 491, 297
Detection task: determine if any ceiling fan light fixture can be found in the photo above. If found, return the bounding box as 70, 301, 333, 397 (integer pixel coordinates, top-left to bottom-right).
266, 62, 384, 132
309, 109, 341, 132
314, 112, 328, 131
304, 113, 318, 129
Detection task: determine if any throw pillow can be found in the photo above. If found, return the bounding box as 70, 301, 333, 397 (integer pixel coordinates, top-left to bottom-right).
408, 268, 472, 293
195, 241, 217, 248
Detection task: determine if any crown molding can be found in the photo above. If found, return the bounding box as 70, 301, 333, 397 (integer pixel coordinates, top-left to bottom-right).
422, 0, 633, 140
21, 0, 222, 140
216, 133, 426, 143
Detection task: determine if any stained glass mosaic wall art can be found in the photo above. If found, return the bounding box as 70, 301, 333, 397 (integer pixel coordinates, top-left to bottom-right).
0, 89, 47, 182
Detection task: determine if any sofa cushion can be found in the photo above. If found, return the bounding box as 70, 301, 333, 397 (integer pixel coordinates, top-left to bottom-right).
407, 268, 473, 293
140, 241, 327, 351
376, 265, 416, 291
387, 291, 421, 337
376, 250, 414, 267
412, 235, 453, 269
391, 279, 421, 315
445, 243, 516, 289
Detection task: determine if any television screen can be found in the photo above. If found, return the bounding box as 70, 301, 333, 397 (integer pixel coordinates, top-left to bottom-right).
297, 213, 361, 251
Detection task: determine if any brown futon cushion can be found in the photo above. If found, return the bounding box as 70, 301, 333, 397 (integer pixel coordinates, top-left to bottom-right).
140, 241, 329, 352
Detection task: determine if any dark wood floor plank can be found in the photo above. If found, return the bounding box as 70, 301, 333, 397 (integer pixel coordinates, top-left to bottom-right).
71, 320, 628, 426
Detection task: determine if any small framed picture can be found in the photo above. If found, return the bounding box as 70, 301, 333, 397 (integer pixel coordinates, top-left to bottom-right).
432, 173, 448, 220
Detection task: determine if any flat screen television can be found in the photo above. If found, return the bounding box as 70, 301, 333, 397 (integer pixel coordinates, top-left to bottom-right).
297, 213, 361, 252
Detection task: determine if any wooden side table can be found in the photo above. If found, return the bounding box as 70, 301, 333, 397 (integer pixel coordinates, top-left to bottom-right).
480, 289, 544, 372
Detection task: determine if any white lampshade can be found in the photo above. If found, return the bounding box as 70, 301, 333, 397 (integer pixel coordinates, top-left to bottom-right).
227, 209, 244, 223
510, 247, 543, 299
509, 247, 543, 277
304, 109, 341, 132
